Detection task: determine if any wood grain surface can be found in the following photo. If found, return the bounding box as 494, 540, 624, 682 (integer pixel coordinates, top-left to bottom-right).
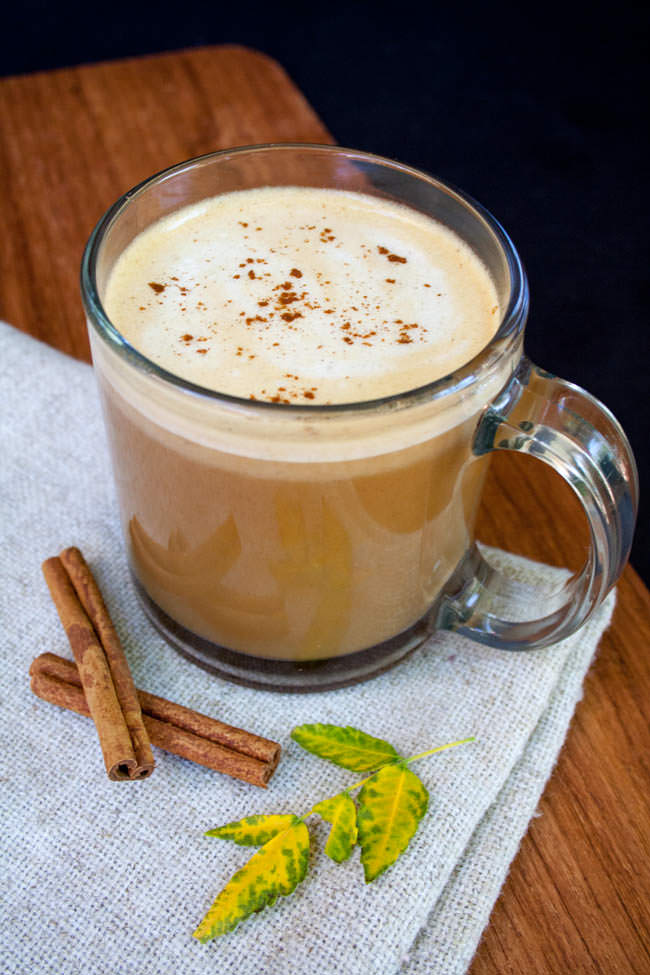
1, 44, 648, 974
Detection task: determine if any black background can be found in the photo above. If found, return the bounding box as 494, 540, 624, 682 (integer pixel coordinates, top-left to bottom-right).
4, 2, 648, 583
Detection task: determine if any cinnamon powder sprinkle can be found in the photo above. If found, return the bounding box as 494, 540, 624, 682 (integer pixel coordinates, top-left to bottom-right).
146, 217, 435, 406
377, 246, 407, 264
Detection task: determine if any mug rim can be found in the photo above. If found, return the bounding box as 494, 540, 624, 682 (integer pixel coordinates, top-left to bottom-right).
81, 142, 529, 414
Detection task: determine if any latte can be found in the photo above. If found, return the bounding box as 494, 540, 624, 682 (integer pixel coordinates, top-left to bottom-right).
92, 185, 508, 667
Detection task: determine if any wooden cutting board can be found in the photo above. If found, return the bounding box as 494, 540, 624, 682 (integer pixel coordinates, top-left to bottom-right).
1, 45, 648, 974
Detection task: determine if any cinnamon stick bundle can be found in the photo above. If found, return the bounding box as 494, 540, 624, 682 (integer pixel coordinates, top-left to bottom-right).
30, 652, 280, 787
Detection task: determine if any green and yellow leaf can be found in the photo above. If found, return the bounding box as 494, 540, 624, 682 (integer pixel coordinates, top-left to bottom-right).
291, 723, 400, 771
357, 763, 429, 882
205, 814, 299, 847
193, 821, 310, 942
312, 793, 358, 862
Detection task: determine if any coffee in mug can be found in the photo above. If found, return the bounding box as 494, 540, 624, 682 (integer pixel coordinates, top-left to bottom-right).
82, 146, 637, 689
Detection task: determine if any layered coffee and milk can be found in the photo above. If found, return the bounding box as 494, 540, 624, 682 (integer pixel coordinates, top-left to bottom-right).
94, 188, 507, 661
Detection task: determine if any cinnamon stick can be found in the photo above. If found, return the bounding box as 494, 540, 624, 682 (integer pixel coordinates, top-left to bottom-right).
59, 547, 154, 778
30, 654, 277, 787
41, 557, 140, 780
31, 651, 280, 770
142, 693, 280, 768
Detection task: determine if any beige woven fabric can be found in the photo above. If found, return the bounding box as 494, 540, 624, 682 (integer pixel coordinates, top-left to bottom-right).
0, 323, 615, 975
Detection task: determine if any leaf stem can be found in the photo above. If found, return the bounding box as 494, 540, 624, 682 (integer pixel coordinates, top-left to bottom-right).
300, 737, 475, 819
406, 736, 476, 764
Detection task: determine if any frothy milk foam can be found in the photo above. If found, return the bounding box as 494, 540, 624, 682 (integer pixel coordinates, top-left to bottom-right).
104, 187, 500, 404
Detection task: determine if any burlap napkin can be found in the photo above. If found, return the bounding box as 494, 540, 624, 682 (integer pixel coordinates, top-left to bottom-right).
0, 322, 615, 975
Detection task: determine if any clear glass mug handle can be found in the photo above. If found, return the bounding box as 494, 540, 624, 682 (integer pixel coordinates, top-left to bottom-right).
436, 357, 639, 649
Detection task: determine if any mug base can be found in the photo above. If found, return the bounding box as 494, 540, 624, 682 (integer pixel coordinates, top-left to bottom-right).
131, 573, 437, 692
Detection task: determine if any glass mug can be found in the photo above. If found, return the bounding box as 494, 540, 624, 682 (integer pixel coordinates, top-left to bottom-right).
81, 145, 638, 691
